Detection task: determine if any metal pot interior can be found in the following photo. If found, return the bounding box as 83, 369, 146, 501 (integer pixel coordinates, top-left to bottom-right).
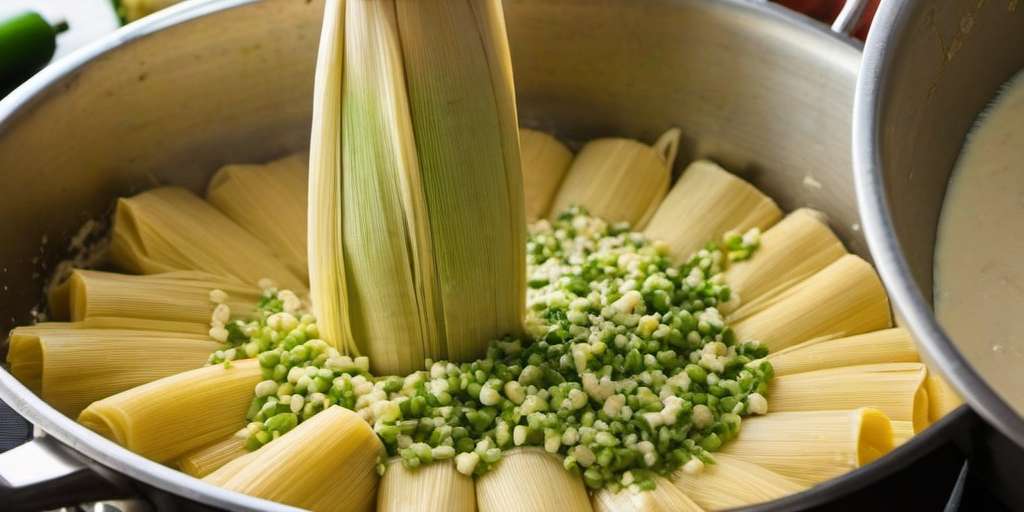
856, 0, 1024, 445
0, 0, 923, 508
0, 0, 864, 340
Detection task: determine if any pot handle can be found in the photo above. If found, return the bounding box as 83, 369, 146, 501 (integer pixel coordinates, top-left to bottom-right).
829, 0, 870, 35
0, 435, 134, 511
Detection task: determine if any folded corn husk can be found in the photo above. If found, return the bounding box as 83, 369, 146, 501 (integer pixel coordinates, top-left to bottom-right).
309, 0, 525, 374
925, 372, 964, 422
768, 362, 930, 432
723, 208, 845, 313
731, 255, 892, 351
79, 359, 260, 463
177, 428, 249, 478
645, 160, 781, 261
207, 153, 309, 281
720, 408, 894, 486
6, 325, 217, 417
109, 187, 306, 292
592, 476, 704, 512
55, 269, 258, 328
550, 128, 681, 229
378, 458, 475, 512
204, 406, 382, 512
521, 128, 572, 222
765, 328, 919, 377
671, 453, 806, 510
476, 448, 593, 512
892, 420, 915, 446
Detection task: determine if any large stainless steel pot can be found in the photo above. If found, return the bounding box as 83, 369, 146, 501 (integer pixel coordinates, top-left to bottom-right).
0, 0, 969, 510
854, 0, 1024, 450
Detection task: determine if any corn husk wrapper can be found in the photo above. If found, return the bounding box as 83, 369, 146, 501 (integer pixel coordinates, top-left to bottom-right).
720, 408, 894, 486
7, 321, 212, 391
204, 406, 382, 512
550, 128, 681, 229
731, 255, 892, 351
46, 278, 72, 321
58, 269, 258, 329
378, 458, 475, 512
7, 325, 217, 417
723, 208, 845, 314
109, 187, 305, 292
207, 153, 309, 281
308, 0, 525, 374
119, 0, 182, 22
521, 128, 572, 221
644, 160, 781, 261
78, 359, 260, 463
307, 0, 350, 354
768, 362, 930, 432
592, 476, 704, 512
925, 372, 964, 422
177, 429, 249, 478
765, 328, 919, 377
72, 317, 211, 334
892, 420, 915, 446
671, 453, 806, 510
476, 448, 592, 512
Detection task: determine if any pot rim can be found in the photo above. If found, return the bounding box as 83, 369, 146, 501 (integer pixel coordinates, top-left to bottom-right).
0, 0, 957, 509
852, 0, 1024, 450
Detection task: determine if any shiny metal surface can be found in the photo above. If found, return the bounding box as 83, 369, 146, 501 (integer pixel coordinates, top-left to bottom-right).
0, 436, 135, 512
0, 0, 955, 509
0, 436, 88, 487
831, 0, 869, 34
854, 0, 1024, 448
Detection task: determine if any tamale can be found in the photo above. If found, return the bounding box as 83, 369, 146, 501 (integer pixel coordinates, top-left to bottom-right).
520, 128, 572, 222
308, 0, 525, 374
550, 128, 681, 229
645, 160, 781, 261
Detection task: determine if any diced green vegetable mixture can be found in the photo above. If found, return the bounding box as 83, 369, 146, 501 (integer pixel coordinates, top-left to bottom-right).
207, 207, 771, 492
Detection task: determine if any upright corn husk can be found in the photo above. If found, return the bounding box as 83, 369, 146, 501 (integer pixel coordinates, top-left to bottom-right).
925, 372, 964, 422
204, 406, 382, 512
644, 160, 782, 261
521, 128, 572, 222
378, 458, 475, 512
307, 0, 350, 354
731, 255, 892, 351
671, 454, 806, 510
177, 429, 249, 478
57, 269, 258, 328
7, 326, 218, 417
309, 0, 525, 374
110, 187, 306, 292
78, 359, 260, 462
592, 476, 704, 512
765, 328, 919, 377
768, 362, 930, 432
207, 153, 309, 280
720, 408, 894, 486
476, 448, 593, 512
723, 208, 845, 313
550, 128, 681, 229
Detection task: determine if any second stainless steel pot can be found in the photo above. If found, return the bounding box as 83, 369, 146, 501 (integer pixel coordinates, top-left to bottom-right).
0, 0, 970, 510
854, 0, 1024, 449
